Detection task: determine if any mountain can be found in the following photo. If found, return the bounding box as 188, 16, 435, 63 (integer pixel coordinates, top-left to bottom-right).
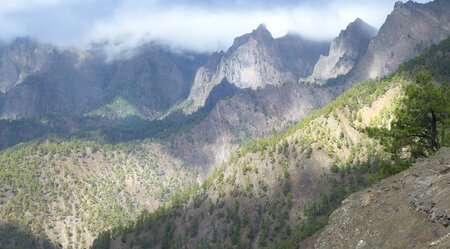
99, 44, 207, 118
185, 24, 329, 113
0, 38, 107, 118
301, 0, 450, 87
0, 39, 207, 119
314, 147, 450, 249
301, 18, 377, 85
170, 83, 340, 173
93, 33, 450, 249
349, 0, 450, 83
1, 1, 450, 248
98, 63, 407, 249
0, 38, 56, 92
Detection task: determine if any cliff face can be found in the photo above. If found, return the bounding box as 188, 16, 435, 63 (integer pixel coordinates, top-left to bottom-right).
314, 148, 450, 249
0, 40, 206, 119
0, 38, 56, 92
170, 82, 341, 173
349, 0, 450, 83
302, 0, 450, 87
301, 18, 377, 85
185, 24, 329, 112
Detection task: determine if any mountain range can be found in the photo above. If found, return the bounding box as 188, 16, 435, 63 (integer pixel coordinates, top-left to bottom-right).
0, 0, 449, 248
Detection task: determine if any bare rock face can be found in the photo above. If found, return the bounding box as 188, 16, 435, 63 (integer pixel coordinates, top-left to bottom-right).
301, 18, 377, 85
171, 82, 341, 173
350, 0, 450, 83
0, 38, 107, 118
0, 39, 206, 119
0, 38, 56, 92
314, 148, 450, 249
185, 24, 329, 113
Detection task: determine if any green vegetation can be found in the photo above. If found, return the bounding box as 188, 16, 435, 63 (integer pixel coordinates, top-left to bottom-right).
74, 108, 208, 143
92, 35, 450, 249
0, 222, 56, 249
86, 97, 140, 120
0, 138, 197, 248
397, 35, 450, 82
3, 33, 450, 249
0, 114, 107, 150
0, 103, 209, 153
157, 99, 193, 120
92, 70, 403, 249
239, 75, 397, 156
367, 71, 450, 158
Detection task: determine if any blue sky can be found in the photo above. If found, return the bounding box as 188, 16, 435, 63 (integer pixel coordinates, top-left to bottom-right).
0, 0, 431, 52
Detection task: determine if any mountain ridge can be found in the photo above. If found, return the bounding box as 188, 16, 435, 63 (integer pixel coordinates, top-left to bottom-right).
301, 18, 377, 85
185, 26, 330, 113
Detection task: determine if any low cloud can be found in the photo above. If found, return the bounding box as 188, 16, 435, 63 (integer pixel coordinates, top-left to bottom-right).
0, 0, 432, 52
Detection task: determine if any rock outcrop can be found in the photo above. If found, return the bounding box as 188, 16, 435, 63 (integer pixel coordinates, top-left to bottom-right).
349, 0, 450, 83
171, 82, 342, 173
314, 148, 450, 249
185, 24, 329, 112
301, 18, 377, 85
302, 0, 450, 86
0, 38, 56, 92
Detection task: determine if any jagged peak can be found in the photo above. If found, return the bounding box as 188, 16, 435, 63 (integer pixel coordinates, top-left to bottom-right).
227, 24, 273, 54
341, 18, 377, 39
250, 23, 273, 41
394, 1, 404, 9
255, 23, 268, 32
393, 0, 431, 11
351, 17, 365, 25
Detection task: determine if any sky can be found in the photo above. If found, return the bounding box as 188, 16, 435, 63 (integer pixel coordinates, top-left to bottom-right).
0, 0, 431, 52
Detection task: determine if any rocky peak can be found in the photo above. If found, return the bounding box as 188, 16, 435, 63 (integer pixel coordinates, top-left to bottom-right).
349, 0, 450, 83
301, 18, 376, 85
185, 25, 328, 113
346, 18, 377, 36
394, 1, 403, 9
227, 23, 274, 54
251, 23, 273, 40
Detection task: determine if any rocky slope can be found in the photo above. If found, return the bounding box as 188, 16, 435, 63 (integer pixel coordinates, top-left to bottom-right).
314, 148, 450, 249
185, 24, 329, 112
170, 82, 341, 174
349, 0, 450, 83
301, 18, 377, 85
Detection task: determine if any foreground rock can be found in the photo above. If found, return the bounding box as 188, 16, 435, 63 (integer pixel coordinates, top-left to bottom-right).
314, 148, 450, 249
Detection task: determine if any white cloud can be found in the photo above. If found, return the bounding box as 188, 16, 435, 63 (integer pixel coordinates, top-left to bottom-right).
0, 0, 433, 52
0, 0, 68, 13
86, 1, 395, 52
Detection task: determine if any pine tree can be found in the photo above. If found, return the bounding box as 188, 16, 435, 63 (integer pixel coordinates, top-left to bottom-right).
372, 71, 450, 158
